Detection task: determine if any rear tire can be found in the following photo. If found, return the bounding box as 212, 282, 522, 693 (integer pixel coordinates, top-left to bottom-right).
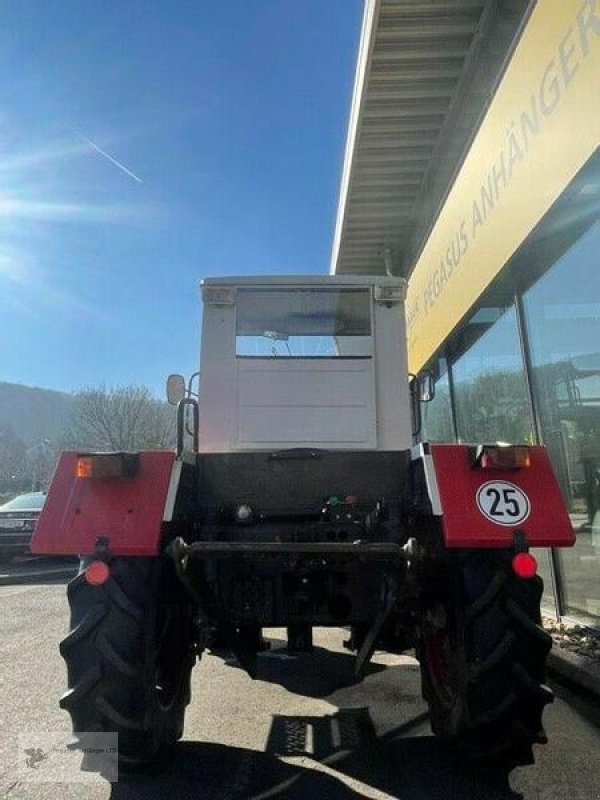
60, 556, 196, 767
418, 550, 553, 767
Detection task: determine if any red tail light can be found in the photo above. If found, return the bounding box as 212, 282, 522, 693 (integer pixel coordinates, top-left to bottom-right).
512, 552, 538, 579
84, 560, 110, 585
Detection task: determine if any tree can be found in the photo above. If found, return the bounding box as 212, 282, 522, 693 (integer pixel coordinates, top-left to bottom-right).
454, 370, 533, 444
65, 385, 176, 452
26, 439, 60, 490
0, 426, 26, 487
422, 384, 454, 442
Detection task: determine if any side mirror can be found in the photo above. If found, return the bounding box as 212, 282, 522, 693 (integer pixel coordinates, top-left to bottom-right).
166, 374, 186, 405
418, 371, 435, 403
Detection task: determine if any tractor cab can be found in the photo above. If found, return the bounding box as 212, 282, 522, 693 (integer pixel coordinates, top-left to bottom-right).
194, 275, 412, 452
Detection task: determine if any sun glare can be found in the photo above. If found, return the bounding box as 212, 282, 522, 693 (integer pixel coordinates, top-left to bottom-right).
0, 133, 146, 322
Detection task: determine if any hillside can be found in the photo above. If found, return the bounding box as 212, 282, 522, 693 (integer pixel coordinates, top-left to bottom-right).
0, 381, 73, 447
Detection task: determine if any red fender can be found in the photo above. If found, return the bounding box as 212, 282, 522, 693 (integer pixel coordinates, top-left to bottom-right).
417, 444, 576, 548
30, 451, 180, 556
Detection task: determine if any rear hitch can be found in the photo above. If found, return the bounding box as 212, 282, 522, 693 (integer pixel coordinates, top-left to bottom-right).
168, 537, 410, 562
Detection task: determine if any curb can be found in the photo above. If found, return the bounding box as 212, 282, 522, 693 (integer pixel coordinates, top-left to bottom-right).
547, 644, 600, 701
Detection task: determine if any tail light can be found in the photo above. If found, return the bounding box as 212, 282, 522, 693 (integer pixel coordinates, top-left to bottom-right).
75, 453, 139, 479
512, 552, 538, 579
84, 560, 110, 585
473, 446, 531, 470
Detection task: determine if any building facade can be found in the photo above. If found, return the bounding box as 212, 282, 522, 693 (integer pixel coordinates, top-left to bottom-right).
332, 0, 600, 623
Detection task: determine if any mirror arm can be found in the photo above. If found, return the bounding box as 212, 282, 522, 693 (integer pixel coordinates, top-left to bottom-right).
187, 371, 201, 399
176, 398, 199, 457
408, 374, 422, 441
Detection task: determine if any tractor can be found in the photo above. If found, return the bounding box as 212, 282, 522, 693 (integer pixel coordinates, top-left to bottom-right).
32, 274, 574, 768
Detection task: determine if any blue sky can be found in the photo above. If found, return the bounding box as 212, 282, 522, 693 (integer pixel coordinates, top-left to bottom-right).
0, 1, 362, 396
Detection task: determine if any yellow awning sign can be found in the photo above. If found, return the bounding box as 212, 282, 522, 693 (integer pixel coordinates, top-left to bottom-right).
406, 0, 600, 372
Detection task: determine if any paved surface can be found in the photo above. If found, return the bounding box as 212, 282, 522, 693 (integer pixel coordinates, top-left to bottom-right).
0, 557, 77, 586
1, 581, 600, 799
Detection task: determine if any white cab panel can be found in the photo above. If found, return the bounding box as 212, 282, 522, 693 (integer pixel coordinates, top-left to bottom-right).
237, 359, 375, 448
197, 275, 412, 453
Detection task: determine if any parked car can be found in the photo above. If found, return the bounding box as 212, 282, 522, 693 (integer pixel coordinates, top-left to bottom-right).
0, 491, 46, 560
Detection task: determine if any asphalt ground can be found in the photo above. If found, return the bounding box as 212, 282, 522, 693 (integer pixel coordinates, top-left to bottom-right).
0, 556, 77, 586
1, 577, 600, 800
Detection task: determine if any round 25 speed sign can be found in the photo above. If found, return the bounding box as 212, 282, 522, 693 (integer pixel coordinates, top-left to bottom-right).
476, 480, 531, 526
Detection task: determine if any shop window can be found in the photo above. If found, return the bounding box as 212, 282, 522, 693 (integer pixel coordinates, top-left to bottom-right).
523, 222, 600, 620
448, 304, 556, 607
452, 305, 534, 445
532, 548, 556, 618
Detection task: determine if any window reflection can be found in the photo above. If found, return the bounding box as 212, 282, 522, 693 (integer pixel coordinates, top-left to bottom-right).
452, 305, 534, 445
524, 222, 600, 619
235, 288, 372, 358
448, 303, 554, 606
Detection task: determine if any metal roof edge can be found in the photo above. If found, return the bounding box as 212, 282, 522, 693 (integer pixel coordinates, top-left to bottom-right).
404, 0, 537, 278
201, 274, 406, 287
329, 0, 382, 276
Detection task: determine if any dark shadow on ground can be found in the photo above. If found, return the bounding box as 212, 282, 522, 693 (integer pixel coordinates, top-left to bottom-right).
264, 705, 521, 800
103, 633, 590, 800
107, 720, 521, 800
109, 740, 368, 800
107, 658, 522, 800
218, 641, 387, 699
549, 674, 600, 731
319, 726, 521, 800
180, 646, 523, 798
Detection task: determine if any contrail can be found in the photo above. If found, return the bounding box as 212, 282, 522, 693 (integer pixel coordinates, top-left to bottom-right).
74, 129, 143, 184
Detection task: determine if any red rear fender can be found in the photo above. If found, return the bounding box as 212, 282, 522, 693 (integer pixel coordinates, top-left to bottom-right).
414, 444, 575, 548
30, 451, 183, 556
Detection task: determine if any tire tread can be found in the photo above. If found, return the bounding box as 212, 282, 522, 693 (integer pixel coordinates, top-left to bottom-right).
419, 549, 554, 767
59, 557, 195, 766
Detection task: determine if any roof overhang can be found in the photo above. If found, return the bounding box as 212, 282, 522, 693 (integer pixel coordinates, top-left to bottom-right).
331, 0, 531, 277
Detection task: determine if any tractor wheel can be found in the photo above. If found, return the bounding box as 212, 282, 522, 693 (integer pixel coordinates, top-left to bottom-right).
418, 549, 553, 767
59, 555, 196, 767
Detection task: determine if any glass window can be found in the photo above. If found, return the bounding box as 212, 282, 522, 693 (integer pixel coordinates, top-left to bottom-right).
421, 360, 455, 442
523, 222, 600, 620
532, 547, 556, 616
452, 305, 534, 445
449, 304, 555, 608
235, 288, 371, 357
0, 492, 45, 511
